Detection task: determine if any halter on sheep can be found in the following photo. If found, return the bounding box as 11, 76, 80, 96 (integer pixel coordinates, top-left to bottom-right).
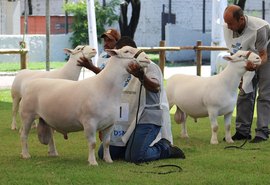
166, 50, 261, 144
19, 46, 150, 165
11, 45, 96, 130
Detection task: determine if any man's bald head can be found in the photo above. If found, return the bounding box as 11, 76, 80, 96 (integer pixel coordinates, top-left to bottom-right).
223, 5, 245, 33
224, 5, 244, 21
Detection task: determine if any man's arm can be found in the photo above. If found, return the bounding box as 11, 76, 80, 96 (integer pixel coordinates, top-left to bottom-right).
258, 49, 268, 65
127, 63, 160, 93
256, 26, 269, 65
77, 57, 101, 74
246, 26, 269, 71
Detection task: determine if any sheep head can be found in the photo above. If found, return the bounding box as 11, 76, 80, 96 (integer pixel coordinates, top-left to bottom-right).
106, 46, 151, 68
64, 45, 97, 60
223, 50, 261, 66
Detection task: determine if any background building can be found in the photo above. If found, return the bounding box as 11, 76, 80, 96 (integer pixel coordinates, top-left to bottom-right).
0, 0, 269, 63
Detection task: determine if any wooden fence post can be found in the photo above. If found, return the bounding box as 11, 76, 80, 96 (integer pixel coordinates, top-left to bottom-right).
159, 40, 166, 75
196, 40, 202, 76
20, 51, 27, 69
19, 41, 27, 69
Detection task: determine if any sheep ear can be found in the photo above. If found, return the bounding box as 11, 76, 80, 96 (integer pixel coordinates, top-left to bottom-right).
63, 48, 74, 54
106, 49, 118, 57
223, 56, 232, 61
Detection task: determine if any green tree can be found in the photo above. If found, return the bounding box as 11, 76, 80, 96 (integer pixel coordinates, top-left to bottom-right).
64, 0, 120, 48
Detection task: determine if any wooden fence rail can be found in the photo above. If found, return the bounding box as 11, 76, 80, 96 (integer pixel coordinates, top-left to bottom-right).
139, 40, 229, 76
0, 40, 227, 74
0, 49, 29, 69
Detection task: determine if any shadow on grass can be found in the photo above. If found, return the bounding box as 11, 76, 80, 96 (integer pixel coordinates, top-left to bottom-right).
0, 100, 12, 109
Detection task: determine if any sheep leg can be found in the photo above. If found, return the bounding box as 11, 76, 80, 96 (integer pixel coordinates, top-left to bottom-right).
209, 113, 219, 144
175, 107, 189, 138
101, 125, 113, 163
47, 128, 59, 157
20, 115, 34, 159
224, 113, 234, 143
19, 119, 38, 134
180, 115, 189, 138
11, 96, 20, 130
84, 123, 98, 166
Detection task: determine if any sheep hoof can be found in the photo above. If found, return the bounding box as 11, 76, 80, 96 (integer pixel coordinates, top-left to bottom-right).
210, 140, 219, 145
226, 139, 234, 143
88, 161, 98, 166
21, 152, 31, 159
104, 158, 113, 163
181, 133, 189, 138
48, 151, 59, 157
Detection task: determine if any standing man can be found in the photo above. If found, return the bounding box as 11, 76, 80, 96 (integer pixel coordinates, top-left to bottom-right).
98, 28, 121, 69
223, 4, 270, 143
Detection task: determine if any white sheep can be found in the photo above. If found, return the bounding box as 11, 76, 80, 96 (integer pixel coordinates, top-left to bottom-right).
19, 46, 150, 165
166, 50, 261, 144
11, 45, 97, 130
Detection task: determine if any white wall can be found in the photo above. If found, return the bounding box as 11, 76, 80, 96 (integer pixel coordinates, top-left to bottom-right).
0, 34, 72, 62
133, 0, 212, 47
166, 24, 211, 62
0, 0, 268, 63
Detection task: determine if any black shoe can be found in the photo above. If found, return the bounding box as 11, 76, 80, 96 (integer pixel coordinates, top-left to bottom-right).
249, 136, 267, 143
231, 132, 251, 140
159, 138, 171, 146
223, 132, 251, 141
159, 138, 185, 159
169, 145, 185, 159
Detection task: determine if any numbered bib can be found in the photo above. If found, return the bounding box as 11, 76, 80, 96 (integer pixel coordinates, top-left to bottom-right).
117, 103, 129, 121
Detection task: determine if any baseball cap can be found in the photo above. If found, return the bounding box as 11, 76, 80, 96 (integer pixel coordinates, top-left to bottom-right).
101, 29, 121, 41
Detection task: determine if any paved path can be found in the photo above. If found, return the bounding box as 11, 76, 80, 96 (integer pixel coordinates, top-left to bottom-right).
0, 65, 211, 90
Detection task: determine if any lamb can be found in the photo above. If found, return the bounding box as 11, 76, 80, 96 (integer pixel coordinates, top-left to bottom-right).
11, 45, 97, 130
19, 46, 150, 165
166, 50, 261, 144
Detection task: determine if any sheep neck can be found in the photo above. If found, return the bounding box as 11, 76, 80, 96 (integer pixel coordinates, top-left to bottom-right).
217, 61, 246, 91
96, 57, 131, 94
58, 55, 82, 80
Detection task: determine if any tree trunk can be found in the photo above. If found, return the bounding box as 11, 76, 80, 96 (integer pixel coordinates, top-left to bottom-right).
28, 0, 33, 15
234, 0, 246, 10
119, 0, 140, 39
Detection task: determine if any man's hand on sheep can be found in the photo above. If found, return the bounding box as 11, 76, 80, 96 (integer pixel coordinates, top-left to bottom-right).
245, 60, 258, 71
77, 57, 101, 74
77, 56, 93, 69
127, 62, 161, 93
127, 62, 145, 82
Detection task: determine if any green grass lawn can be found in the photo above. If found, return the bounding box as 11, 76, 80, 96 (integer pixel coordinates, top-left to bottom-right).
0, 53, 196, 72
0, 89, 269, 185
0, 62, 66, 72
